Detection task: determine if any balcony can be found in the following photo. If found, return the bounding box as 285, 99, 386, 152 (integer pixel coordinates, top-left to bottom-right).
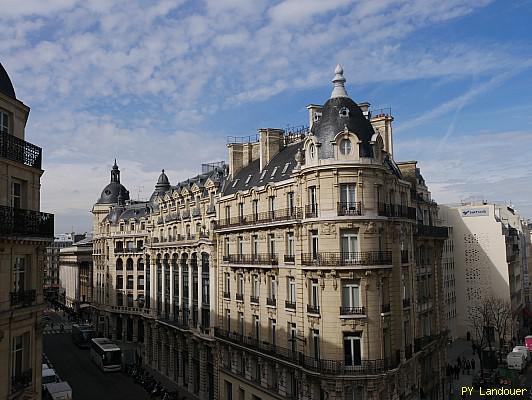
415, 224, 448, 239
285, 300, 296, 310
0, 205, 54, 238
11, 368, 32, 393
301, 251, 392, 267
216, 207, 302, 229
337, 202, 362, 216
284, 254, 295, 263
381, 303, 391, 313
305, 204, 318, 218
250, 296, 260, 304
236, 293, 244, 301
340, 306, 365, 315
223, 292, 231, 300
0, 131, 42, 169
267, 297, 277, 307
307, 304, 320, 314
223, 253, 279, 266
214, 328, 400, 375
378, 203, 416, 219
10, 289, 36, 307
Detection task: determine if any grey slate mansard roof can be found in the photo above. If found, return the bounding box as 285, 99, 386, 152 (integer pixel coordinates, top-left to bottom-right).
103, 202, 150, 224
0, 63, 16, 98
224, 141, 303, 196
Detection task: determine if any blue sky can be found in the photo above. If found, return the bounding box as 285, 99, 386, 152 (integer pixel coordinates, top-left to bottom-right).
1, 0, 532, 233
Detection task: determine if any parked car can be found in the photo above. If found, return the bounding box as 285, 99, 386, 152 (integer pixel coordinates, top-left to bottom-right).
507, 351, 526, 371
513, 346, 530, 362
42, 368, 59, 385
43, 381, 72, 400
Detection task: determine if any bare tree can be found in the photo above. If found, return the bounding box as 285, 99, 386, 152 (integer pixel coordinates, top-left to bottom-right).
486, 296, 512, 363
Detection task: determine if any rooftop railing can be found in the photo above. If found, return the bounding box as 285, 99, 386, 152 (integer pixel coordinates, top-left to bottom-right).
0, 131, 42, 169
222, 253, 279, 266
0, 205, 54, 238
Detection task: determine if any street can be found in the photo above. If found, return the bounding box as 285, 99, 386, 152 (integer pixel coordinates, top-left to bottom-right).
43, 309, 150, 400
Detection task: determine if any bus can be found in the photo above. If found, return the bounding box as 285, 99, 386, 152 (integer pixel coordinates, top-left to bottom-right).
90, 338, 122, 372
71, 324, 95, 348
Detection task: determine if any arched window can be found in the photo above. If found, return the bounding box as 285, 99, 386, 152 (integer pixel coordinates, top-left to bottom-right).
137, 258, 144, 271
340, 138, 351, 155
126, 258, 133, 270
116, 258, 123, 270
202, 252, 209, 273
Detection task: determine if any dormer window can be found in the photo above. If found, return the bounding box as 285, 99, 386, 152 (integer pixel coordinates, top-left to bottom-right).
232, 179, 239, 188
271, 167, 278, 177
340, 138, 352, 155
339, 107, 350, 118
245, 175, 252, 185
282, 163, 290, 174
309, 144, 316, 159
313, 112, 322, 122
260, 170, 267, 180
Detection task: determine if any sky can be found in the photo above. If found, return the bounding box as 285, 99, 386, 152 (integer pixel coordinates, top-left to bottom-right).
1, 0, 532, 233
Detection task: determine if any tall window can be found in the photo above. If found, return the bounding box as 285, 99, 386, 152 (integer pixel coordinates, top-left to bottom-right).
116, 275, 123, 289
224, 272, 231, 294
11, 332, 30, 379
268, 275, 277, 300
268, 234, 275, 256
270, 319, 277, 346
238, 203, 244, 220
237, 236, 243, 257
0, 110, 9, 133
312, 329, 320, 359
289, 323, 297, 352
286, 232, 294, 258
237, 274, 244, 296
287, 192, 294, 214
225, 309, 231, 331
11, 180, 22, 209
126, 275, 134, 290
224, 237, 230, 257
251, 235, 258, 260
340, 183, 356, 209
308, 186, 317, 212
137, 275, 145, 290
13, 256, 26, 291
252, 315, 260, 340
287, 277, 296, 303
344, 333, 362, 366
238, 312, 244, 336
225, 205, 231, 221
310, 231, 319, 260
252, 274, 260, 298
268, 196, 275, 217
342, 281, 360, 310
340, 138, 352, 155
310, 279, 319, 309
341, 232, 358, 262
252, 200, 259, 220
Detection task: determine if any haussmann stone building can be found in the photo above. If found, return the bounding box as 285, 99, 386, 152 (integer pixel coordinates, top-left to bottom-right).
0, 63, 54, 399
90, 66, 448, 400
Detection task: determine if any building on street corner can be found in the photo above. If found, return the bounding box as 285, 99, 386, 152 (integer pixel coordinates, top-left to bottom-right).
0, 62, 54, 399
90, 66, 449, 400
44, 235, 73, 301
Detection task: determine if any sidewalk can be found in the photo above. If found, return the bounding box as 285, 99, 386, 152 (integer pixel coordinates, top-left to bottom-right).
446, 339, 481, 398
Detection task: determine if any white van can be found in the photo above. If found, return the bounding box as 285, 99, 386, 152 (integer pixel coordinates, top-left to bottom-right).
513, 345, 530, 362
507, 351, 526, 371
43, 381, 72, 400
41, 368, 59, 385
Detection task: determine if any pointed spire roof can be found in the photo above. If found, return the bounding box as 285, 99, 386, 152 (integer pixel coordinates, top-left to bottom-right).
331, 64, 348, 98
0, 63, 16, 98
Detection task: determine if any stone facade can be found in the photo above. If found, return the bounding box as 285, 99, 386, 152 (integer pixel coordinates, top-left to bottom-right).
0, 64, 54, 399
90, 66, 447, 400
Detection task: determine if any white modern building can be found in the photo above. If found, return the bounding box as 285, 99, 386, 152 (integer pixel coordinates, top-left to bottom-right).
439, 202, 529, 341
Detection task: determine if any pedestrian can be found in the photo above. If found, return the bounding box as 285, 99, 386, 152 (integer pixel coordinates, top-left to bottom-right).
471, 358, 475, 371
60, 323, 64, 333
465, 359, 470, 375
51, 322, 54, 330
457, 357, 462, 369
455, 365, 459, 379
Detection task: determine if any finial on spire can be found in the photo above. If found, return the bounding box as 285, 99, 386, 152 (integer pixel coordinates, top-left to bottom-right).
162, 169, 165, 173
331, 64, 348, 98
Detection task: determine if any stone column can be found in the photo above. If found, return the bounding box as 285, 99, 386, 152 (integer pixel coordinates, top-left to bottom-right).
145, 322, 152, 365
168, 333, 175, 381
161, 262, 166, 317
132, 317, 138, 342
188, 259, 193, 321
150, 257, 157, 313
177, 336, 184, 386
198, 259, 203, 330
198, 345, 208, 400
169, 257, 174, 319
188, 341, 194, 391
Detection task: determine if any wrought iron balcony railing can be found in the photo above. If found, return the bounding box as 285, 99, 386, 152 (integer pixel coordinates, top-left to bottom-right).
1, 131, 42, 169
378, 203, 416, 219
216, 207, 302, 229
305, 204, 318, 218
236, 293, 244, 301
307, 304, 320, 314
10, 289, 36, 307
11, 368, 32, 393
0, 205, 54, 238
415, 224, 448, 239
284, 254, 295, 263
223, 292, 231, 299
340, 306, 365, 315
267, 297, 277, 307
301, 251, 392, 266
285, 300, 296, 310
214, 328, 400, 375
222, 253, 278, 266
337, 202, 362, 216
250, 296, 260, 304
